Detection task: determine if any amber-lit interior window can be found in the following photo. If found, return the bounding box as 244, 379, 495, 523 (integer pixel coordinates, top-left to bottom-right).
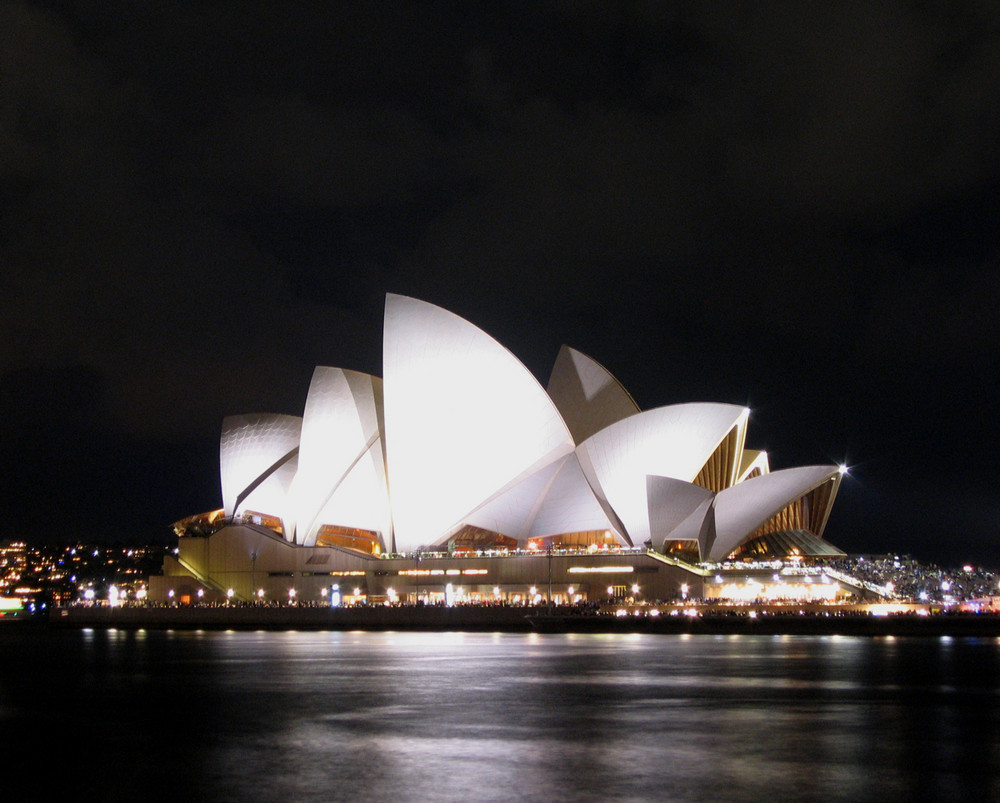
316, 525, 382, 555
243, 510, 284, 535
530, 530, 620, 549
447, 525, 518, 550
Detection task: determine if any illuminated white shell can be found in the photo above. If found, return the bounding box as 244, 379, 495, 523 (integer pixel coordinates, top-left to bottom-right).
220, 413, 301, 535
382, 294, 574, 551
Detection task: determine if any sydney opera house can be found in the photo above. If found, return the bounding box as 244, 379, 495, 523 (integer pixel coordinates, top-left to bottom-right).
156, 294, 849, 605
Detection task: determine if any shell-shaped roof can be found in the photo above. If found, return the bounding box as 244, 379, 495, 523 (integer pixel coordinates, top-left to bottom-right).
707, 465, 842, 562
382, 294, 575, 551
526, 452, 627, 541
462, 453, 627, 544
646, 475, 715, 552
461, 456, 567, 542
290, 367, 389, 547
576, 403, 748, 544
219, 413, 301, 532
547, 345, 640, 444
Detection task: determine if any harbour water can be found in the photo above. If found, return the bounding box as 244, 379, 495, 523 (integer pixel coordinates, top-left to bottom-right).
3, 628, 999, 801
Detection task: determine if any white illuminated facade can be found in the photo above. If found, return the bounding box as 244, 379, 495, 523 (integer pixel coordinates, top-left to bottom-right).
205, 294, 844, 562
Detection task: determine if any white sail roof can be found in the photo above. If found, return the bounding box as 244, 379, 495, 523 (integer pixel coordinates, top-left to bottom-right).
219, 413, 301, 535
646, 475, 715, 555
290, 367, 389, 547
382, 294, 575, 551
462, 453, 626, 544
547, 345, 640, 444
707, 465, 842, 562
576, 403, 749, 545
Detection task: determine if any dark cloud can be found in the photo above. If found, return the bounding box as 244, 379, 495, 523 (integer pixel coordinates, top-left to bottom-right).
3, 1, 999, 562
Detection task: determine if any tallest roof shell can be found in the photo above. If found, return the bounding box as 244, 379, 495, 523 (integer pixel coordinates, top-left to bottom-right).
382, 294, 575, 551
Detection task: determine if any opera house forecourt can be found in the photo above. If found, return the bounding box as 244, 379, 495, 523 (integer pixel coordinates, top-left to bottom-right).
152, 294, 853, 610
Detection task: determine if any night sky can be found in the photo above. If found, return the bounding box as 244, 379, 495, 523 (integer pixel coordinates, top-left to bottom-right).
3, 3, 998, 566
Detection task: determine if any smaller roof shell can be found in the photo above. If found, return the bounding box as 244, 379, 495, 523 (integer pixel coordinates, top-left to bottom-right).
707, 465, 842, 562
220, 413, 301, 535
577, 403, 749, 545
547, 345, 640, 444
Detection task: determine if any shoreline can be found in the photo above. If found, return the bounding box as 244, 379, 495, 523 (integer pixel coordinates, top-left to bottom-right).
23, 605, 1000, 636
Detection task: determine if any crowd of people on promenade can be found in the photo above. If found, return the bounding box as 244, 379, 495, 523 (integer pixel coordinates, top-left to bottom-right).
826, 555, 1000, 603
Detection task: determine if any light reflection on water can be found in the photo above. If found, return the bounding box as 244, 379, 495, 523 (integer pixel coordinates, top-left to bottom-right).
2, 630, 1000, 802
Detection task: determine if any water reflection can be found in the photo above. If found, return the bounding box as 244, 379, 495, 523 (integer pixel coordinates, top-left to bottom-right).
2, 630, 999, 801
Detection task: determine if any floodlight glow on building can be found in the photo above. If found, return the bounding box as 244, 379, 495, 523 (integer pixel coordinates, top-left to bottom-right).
171, 293, 848, 595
